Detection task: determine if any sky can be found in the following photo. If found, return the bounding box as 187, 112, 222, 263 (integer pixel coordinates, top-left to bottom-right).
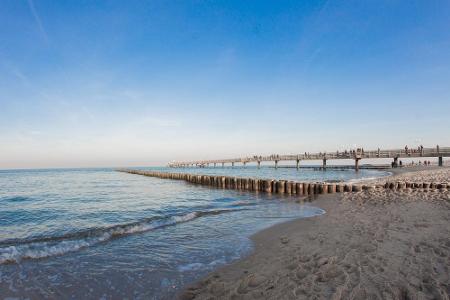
1, 0, 449, 169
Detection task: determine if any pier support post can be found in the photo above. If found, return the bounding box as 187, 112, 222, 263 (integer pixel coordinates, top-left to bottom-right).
257, 161, 261, 169
438, 156, 443, 166
275, 160, 278, 169
231, 162, 234, 168
355, 158, 361, 172
393, 157, 398, 168
296, 159, 300, 170
322, 158, 327, 170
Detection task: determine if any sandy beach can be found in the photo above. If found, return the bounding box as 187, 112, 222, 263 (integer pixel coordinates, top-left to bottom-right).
181, 167, 450, 299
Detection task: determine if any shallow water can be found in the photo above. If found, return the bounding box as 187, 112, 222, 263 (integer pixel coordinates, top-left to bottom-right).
0, 167, 386, 299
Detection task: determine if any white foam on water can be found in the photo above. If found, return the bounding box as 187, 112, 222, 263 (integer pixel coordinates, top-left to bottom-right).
0, 210, 232, 265
347, 171, 392, 183
178, 262, 205, 272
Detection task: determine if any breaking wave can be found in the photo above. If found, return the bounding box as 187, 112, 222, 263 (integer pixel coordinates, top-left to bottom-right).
0, 208, 244, 264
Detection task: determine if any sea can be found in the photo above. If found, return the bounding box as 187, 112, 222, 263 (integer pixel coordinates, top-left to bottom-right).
0, 167, 389, 299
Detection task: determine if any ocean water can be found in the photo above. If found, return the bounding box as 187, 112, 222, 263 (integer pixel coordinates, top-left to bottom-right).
0, 167, 387, 299
150, 165, 391, 182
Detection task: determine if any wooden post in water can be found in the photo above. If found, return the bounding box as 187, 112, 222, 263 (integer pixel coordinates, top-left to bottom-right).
355, 158, 361, 172
257, 160, 261, 169
439, 156, 443, 166
296, 159, 300, 170
244, 178, 250, 190
322, 158, 327, 170
275, 160, 278, 169
328, 184, 336, 193
263, 180, 272, 193
286, 181, 292, 194
296, 182, 303, 195
393, 157, 398, 168
277, 181, 286, 194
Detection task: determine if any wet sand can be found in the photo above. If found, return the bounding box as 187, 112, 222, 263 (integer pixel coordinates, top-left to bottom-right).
180, 167, 450, 299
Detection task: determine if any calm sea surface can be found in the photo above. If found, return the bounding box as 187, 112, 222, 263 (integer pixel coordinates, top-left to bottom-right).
0, 167, 388, 299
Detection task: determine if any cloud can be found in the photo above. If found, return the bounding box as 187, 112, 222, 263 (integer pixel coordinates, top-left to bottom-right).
27, 0, 48, 43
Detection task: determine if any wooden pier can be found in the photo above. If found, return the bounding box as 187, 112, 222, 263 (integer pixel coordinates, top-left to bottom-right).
168, 146, 450, 171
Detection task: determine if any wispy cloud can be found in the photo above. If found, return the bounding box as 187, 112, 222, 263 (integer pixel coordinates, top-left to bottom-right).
27, 0, 48, 43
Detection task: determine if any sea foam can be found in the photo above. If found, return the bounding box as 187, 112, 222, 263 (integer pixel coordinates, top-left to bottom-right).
0, 209, 241, 264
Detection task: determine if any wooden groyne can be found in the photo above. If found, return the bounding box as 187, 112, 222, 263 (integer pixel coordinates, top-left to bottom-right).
117, 169, 449, 196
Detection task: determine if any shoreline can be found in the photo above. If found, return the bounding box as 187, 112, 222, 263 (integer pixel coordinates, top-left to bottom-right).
382, 165, 443, 176
180, 166, 450, 299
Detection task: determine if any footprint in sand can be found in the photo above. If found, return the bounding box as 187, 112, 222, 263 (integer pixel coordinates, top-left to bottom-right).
236, 274, 267, 294
208, 282, 226, 295
287, 263, 298, 271
432, 246, 447, 258
296, 268, 309, 280
316, 257, 329, 268
316, 265, 343, 283
412, 244, 421, 253
280, 236, 289, 244
298, 255, 311, 263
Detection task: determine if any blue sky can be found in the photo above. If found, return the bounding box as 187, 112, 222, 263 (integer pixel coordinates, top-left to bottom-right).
1, 0, 449, 168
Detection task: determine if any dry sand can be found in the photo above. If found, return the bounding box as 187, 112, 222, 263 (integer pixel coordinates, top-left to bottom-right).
369, 166, 449, 185
180, 167, 450, 300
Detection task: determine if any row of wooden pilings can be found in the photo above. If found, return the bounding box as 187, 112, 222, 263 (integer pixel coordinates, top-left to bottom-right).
117, 169, 449, 195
